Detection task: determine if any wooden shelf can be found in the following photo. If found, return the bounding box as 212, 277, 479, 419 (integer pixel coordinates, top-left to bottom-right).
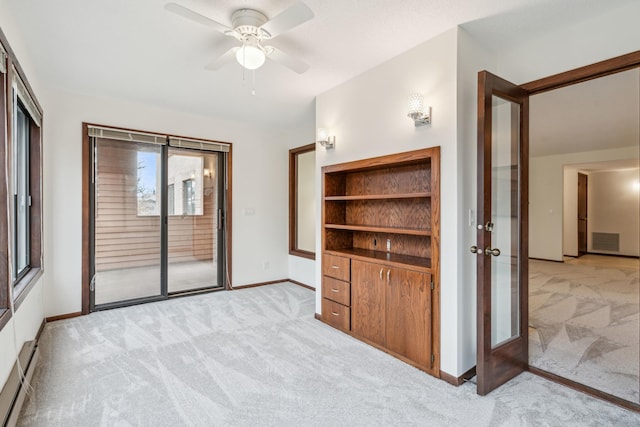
325, 192, 431, 201
325, 224, 430, 236
326, 248, 431, 272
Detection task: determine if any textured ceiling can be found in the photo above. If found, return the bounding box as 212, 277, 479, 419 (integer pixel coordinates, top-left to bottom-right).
0, 0, 637, 131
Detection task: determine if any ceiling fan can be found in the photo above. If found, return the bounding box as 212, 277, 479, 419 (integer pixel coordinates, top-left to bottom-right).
165, 2, 314, 74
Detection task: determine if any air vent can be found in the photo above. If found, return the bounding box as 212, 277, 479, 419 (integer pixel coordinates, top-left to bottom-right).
592, 232, 619, 252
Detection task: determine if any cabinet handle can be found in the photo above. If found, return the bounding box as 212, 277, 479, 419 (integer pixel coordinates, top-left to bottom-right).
331, 265, 340, 269
331, 311, 339, 316
387, 269, 391, 282
330, 288, 339, 293
379, 268, 383, 280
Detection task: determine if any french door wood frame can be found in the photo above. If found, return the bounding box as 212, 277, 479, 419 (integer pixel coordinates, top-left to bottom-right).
477, 50, 640, 410
81, 123, 233, 314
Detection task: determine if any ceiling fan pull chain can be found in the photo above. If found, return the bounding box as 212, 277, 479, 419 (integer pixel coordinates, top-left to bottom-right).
252, 70, 256, 96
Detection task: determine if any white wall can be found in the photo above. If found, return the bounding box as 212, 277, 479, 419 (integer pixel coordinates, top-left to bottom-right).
588, 169, 640, 256
316, 28, 460, 375
530, 146, 638, 260
0, 3, 47, 388
456, 27, 496, 374
42, 88, 312, 316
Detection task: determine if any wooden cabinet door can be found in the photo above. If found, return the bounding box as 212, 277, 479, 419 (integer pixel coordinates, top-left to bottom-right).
386, 269, 432, 368
351, 259, 385, 347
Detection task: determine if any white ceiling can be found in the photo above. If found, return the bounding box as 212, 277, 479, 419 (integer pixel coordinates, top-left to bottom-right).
4, 0, 631, 129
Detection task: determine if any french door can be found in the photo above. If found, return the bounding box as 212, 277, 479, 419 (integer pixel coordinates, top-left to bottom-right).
88, 127, 228, 311
475, 71, 529, 395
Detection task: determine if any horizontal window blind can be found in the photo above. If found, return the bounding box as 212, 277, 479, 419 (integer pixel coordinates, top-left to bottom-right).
88, 125, 166, 145
169, 137, 230, 153
12, 67, 41, 127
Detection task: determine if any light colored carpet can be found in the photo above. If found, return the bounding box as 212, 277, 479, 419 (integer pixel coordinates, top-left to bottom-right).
529, 257, 639, 403
19, 283, 640, 426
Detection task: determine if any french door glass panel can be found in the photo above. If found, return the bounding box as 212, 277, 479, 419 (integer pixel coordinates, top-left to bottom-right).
94, 139, 162, 305
490, 95, 521, 348
167, 148, 220, 293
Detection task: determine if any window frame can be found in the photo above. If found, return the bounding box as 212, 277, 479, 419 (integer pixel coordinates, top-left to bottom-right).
0, 29, 44, 318
288, 143, 316, 260
13, 99, 31, 284
0, 42, 9, 330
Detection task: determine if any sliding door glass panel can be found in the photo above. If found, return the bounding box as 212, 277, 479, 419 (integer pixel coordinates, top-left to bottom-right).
94, 138, 162, 305
167, 148, 220, 293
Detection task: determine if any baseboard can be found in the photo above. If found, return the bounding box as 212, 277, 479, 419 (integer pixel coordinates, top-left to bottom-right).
232, 279, 289, 290
233, 279, 316, 291
529, 257, 564, 263
440, 366, 476, 386
286, 279, 315, 291
528, 366, 640, 413
0, 340, 40, 426
45, 311, 82, 322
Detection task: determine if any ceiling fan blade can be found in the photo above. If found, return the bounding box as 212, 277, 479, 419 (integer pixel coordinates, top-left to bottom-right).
266, 47, 309, 74
259, 2, 314, 39
204, 47, 240, 70
165, 2, 232, 34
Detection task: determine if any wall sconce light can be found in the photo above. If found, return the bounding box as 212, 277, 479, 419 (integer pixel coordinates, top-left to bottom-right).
317, 128, 335, 149
203, 168, 211, 178
407, 93, 431, 126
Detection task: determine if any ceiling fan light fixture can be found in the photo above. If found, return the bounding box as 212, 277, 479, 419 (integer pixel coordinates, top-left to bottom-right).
236, 44, 266, 70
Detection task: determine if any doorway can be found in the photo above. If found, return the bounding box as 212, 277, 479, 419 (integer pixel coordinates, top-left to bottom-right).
476, 51, 640, 409
83, 125, 231, 312
577, 172, 587, 257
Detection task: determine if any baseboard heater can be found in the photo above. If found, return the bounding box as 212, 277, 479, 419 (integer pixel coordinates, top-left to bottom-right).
0, 340, 39, 427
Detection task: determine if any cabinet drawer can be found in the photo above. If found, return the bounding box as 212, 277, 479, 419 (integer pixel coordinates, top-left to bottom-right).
323, 253, 350, 281
322, 276, 351, 306
322, 298, 350, 332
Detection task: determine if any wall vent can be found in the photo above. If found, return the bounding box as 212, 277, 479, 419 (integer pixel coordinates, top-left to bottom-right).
592, 232, 620, 252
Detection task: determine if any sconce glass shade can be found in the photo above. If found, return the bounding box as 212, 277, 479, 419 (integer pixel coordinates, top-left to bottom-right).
407, 93, 425, 115
317, 128, 329, 143
407, 93, 431, 126
236, 44, 266, 70
316, 127, 335, 149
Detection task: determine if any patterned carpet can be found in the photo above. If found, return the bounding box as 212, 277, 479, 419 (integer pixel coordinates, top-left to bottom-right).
17, 283, 640, 426
529, 256, 640, 403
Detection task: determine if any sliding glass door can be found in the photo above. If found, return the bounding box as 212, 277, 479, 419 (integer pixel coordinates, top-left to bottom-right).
89, 127, 228, 310
93, 138, 163, 306
167, 148, 222, 293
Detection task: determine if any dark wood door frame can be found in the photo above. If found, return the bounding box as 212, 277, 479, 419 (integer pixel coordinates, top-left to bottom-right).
81, 123, 233, 315
490, 50, 640, 411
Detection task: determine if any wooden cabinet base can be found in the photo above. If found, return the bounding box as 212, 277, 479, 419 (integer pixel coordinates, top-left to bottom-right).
321, 298, 350, 332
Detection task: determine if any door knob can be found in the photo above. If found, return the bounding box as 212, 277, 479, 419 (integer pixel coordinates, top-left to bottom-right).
484, 247, 501, 256
470, 245, 479, 254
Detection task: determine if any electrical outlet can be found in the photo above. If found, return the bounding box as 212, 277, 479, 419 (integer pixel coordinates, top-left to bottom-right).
386, 239, 391, 252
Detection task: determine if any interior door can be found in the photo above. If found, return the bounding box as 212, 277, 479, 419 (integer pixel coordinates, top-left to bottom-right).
577, 173, 588, 256
475, 71, 529, 395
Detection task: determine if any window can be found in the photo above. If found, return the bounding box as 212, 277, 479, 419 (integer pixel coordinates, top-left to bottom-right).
8, 70, 43, 307
13, 101, 30, 283
183, 179, 195, 215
